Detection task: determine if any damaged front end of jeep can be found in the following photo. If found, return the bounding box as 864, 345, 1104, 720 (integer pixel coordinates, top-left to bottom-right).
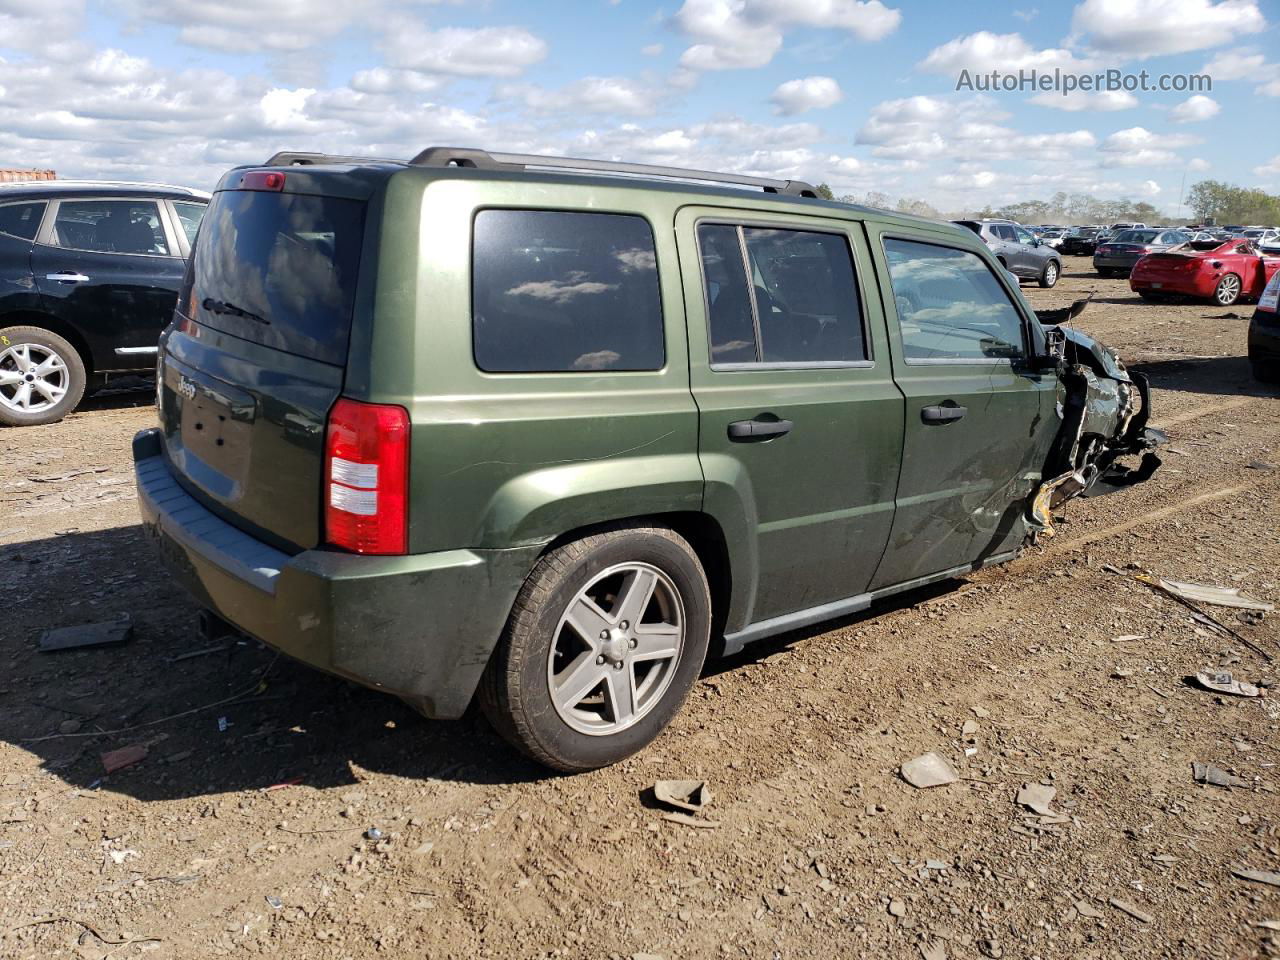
1029, 304, 1166, 537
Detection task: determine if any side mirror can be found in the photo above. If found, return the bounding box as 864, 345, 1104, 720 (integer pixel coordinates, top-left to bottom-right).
1038, 325, 1067, 369
1031, 237, 1042, 247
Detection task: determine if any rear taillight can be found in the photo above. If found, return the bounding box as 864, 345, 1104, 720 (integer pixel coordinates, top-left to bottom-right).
324, 398, 409, 555
238, 170, 286, 191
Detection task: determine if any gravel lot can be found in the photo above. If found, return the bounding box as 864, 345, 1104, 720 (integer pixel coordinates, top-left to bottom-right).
2, 258, 1279, 959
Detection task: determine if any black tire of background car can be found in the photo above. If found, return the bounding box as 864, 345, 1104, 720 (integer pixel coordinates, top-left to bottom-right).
478, 525, 712, 773
1038, 260, 1060, 288
0, 325, 87, 427
1251, 360, 1280, 384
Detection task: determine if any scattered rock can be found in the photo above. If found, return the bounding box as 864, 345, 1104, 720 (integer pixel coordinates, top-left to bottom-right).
58, 719, 81, 735
888, 899, 906, 918
1075, 900, 1104, 919
961, 720, 978, 736
39, 614, 133, 652
900, 752, 959, 789
101, 744, 148, 774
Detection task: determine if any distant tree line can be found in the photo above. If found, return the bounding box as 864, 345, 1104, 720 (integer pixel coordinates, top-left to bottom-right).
812, 181, 1280, 227
1185, 180, 1280, 226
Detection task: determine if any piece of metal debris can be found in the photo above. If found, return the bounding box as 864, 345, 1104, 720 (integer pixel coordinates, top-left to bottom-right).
1016, 782, 1058, 817
1233, 869, 1280, 888
1193, 671, 1261, 698
1109, 898, 1153, 923
900, 753, 959, 789
39, 614, 133, 652
1192, 762, 1248, 789
652, 780, 711, 814
1156, 578, 1273, 612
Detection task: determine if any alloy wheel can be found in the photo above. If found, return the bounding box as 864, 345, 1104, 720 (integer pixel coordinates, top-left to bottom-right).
0, 342, 69, 414
1215, 274, 1241, 305
546, 562, 685, 736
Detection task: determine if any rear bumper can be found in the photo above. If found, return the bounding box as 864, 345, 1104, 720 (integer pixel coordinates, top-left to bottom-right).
133, 428, 540, 718
1093, 255, 1139, 271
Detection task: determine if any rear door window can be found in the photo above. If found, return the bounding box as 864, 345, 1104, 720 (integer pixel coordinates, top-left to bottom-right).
172, 201, 206, 246
883, 237, 1026, 362
697, 223, 867, 365
189, 190, 364, 365
472, 209, 664, 372
51, 199, 169, 255
0, 201, 45, 240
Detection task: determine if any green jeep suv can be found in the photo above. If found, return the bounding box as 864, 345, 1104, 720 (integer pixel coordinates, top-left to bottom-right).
134, 148, 1161, 771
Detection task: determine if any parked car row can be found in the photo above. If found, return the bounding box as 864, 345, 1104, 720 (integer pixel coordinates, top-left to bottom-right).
0, 180, 208, 425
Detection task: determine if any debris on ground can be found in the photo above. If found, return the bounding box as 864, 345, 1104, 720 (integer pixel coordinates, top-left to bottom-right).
1075, 900, 1104, 919
1153, 578, 1273, 612
1193, 670, 1261, 698
919, 940, 946, 960
660, 812, 720, 829
1109, 898, 1153, 923
1016, 782, 1059, 816
1192, 762, 1249, 789
38, 614, 133, 652
888, 899, 906, 917
101, 744, 148, 774
900, 752, 959, 789
652, 780, 711, 814
1233, 869, 1280, 888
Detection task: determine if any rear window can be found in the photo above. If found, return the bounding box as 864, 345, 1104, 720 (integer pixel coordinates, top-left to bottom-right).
472, 209, 664, 373
0, 201, 45, 240
189, 190, 364, 366
1115, 230, 1158, 243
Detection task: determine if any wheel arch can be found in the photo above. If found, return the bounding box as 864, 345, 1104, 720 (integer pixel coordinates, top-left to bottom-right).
0, 310, 95, 375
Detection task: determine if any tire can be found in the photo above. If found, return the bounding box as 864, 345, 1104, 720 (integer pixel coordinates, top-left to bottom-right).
1214, 273, 1242, 306
479, 525, 712, 772
0, 326, 87, 427
1038, 260, 1060, 288
1252, 360, 1280, 384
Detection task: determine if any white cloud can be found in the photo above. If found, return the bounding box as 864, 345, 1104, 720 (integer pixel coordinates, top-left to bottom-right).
1102, 126, 1200, 152
1188, 157, 1210, 171
1137, 179, 1162, 196
1028, 90, 1137, 111
1012, 8, 1038, 21
770, 76, 843, 115
935, 170, 998, 189
1071, 0, 1267, 58
674, 0, 901, 71
642, 43, 664, 56
1170, 94, 1220, 123
919, 31, 1095, 74
1202, 47, 1280, 96
382, 18, 548, 77
1254, 155, 1280, 178
500, 77, 657, 117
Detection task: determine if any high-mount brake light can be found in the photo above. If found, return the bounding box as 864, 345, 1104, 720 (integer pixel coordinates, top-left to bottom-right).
324, 398, 410, 555
240, 171, 286, 191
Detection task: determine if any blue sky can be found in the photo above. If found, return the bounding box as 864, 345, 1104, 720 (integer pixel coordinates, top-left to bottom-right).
1, 0, 1277, 215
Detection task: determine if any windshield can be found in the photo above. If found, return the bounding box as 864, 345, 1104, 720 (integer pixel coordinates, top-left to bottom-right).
1114, 230, 1158, 243
185, 190, 364, 366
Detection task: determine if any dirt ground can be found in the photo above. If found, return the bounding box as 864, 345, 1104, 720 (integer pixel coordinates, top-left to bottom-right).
2, 258, 1279, 960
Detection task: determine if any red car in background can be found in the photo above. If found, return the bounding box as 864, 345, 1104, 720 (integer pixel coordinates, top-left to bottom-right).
1130, 238, 1280, 306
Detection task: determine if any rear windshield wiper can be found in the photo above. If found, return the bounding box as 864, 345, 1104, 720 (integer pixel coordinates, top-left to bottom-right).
202, 298, 269, 325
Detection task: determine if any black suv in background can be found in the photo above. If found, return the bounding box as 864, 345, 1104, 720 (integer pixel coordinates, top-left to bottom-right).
0, 180, 208, 426
952, 219, 1062, 288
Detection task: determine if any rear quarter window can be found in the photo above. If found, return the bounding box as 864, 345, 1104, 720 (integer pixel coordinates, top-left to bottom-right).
0, 201, 45, 241
472, 210, 664, 373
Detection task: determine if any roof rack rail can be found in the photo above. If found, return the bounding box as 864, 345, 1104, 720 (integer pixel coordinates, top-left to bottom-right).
408, 146, 821, 198
265, 151, 402, 167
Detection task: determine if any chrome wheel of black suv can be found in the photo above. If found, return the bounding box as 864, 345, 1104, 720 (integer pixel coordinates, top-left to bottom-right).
0, 326, 86, 426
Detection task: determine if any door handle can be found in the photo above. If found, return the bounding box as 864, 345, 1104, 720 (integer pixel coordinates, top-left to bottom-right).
921, 403, 967, 424
46, 272, 90, 283
728, 417, 793, 441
